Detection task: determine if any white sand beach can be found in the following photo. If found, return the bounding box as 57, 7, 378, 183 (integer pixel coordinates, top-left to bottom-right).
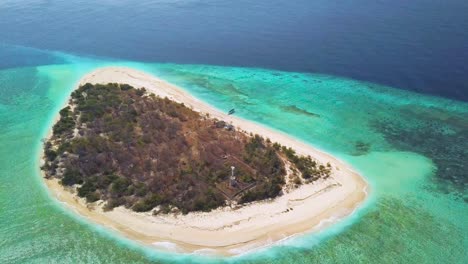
42, 67, 368, 256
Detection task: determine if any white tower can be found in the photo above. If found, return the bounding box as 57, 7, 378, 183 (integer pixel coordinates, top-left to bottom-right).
230, 166, 236, 187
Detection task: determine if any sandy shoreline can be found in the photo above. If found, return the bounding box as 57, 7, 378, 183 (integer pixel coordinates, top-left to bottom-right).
41, 67, 368, 256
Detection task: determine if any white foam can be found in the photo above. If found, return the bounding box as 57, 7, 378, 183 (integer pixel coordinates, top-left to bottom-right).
152, 241, 179, 251
313, 215, 340, 230
192, 248, 218, 256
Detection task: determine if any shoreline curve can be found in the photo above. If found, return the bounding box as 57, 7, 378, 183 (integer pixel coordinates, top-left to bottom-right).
40, 67, 369, 256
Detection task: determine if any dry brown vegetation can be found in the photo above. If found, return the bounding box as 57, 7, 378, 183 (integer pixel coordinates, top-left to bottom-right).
42, 83, 330, 214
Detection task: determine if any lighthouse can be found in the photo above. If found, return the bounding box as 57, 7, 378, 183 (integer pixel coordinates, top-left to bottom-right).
230, 166, 236, 187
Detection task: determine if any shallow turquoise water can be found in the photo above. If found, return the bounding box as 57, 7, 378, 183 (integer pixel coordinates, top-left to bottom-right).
0, 56, 467, 263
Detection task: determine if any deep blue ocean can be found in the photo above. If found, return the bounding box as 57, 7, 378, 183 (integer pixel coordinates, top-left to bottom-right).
1, 0, 468, 100
0, 1, 467, 263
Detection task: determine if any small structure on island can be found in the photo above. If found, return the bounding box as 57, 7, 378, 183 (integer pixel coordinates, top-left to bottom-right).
224, 124, 235, 131
230, 166, 236, 187
215, 120, 226, 128
214, 120, 235, 131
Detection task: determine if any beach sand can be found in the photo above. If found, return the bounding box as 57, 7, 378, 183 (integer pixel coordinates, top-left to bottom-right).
42, 67, 368, 256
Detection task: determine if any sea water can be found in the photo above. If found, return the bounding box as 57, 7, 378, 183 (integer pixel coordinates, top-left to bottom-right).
1, 0, 468, 100
0, 50, 466, 263
1, 0, 468, 263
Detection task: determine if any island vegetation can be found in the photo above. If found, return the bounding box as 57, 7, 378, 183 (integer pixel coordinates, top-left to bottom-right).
42, 83, 331, 214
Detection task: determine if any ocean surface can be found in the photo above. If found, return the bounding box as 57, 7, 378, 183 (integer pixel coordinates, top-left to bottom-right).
0, 1, 467, 263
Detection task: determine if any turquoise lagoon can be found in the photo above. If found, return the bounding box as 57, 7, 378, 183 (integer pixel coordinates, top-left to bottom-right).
0, 54, 467, 263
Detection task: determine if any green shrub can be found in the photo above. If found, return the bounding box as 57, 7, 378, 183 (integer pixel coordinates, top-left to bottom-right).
133, 194, 162, 212
44, 149, 57, 161
61, 169, 82, 186
85, 192, 100, 203
120, 84, 133, 91
77, 178, 97, 198
110, 177, 132, 196
53, 107, 75, 136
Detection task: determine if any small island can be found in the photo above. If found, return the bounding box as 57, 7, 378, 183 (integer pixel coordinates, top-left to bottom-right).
40, 67, 367, 255
42, 82, 332, 214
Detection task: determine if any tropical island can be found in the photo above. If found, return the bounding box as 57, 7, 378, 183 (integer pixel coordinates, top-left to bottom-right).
40, 67, 368, 255
42, 82, 332, 213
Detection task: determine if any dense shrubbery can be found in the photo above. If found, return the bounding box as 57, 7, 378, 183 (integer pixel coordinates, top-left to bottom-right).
42, 83, 329, 214
52, 106, 75, 135
281, 146, 331, 180
61, 168, 82, 186
240, 181, 282, 204
240, 135, 285, 203
43, 84, 296, 213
